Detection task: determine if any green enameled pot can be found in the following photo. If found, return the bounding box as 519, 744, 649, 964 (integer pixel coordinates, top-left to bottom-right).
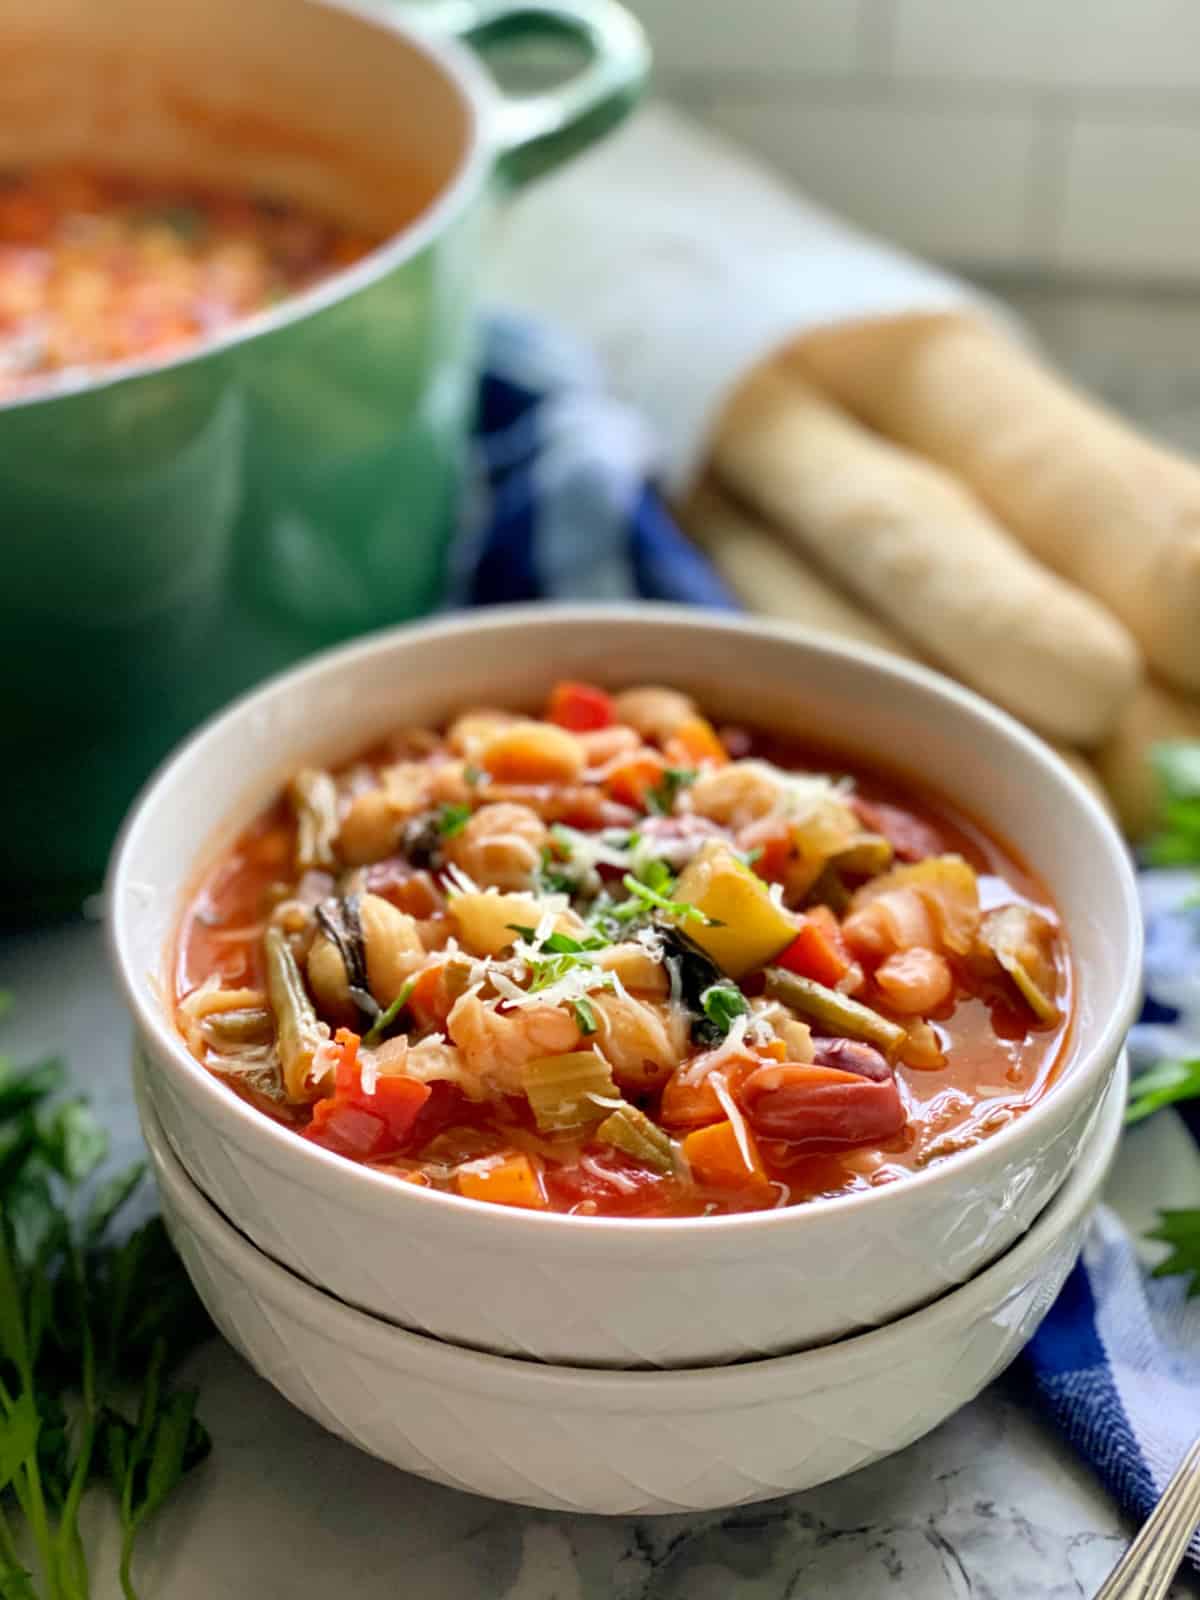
0, 0, 647, 921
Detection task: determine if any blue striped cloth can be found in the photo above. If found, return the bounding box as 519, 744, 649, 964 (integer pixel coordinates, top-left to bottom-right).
1023, 869, 1200, 1558
465, 311, 1200, 1546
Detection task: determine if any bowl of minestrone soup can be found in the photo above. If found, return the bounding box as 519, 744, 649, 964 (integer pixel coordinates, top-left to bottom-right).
140, 1032, 1126, 1510
108, 607, 1141, 1367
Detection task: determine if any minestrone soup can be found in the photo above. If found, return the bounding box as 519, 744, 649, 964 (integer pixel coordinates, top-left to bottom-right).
174, 682, 1071, 1218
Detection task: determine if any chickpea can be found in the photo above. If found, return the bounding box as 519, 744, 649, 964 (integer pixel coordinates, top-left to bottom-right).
338, 789, 401, 867
443, 802, 547, 892
688, 761, 782, 830
479, 721, 585, 786
446, 709, 519, 758
612, 686, 696, 744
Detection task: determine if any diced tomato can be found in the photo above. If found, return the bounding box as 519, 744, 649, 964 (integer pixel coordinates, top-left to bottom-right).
606, 751, 666, 809
304, 1098, 389, 1159
308, 1027, 431, 1155
738, 1063, 906, 1151
367, 1075, 432, 1142
664, 716, 728, 769
546, 681, 616, 732
777, 907, 854, 988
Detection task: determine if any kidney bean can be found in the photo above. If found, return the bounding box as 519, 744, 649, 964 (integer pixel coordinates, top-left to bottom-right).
739, 1061, 906, 1151
809, 1036, 893, 1083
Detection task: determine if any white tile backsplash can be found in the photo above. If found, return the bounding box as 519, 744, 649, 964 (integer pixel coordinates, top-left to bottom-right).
700, 95, 1039, 266
892, 0, 1200, 91
627, 0, 862, 78
634, 0, 1200, 278
1058, 119, 1200, 277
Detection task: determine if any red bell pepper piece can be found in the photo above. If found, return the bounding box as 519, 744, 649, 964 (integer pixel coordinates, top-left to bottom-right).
546, 680, 615, 732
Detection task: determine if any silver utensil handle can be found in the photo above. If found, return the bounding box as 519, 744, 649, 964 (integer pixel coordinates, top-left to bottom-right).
1095, 1436, 1200, 1599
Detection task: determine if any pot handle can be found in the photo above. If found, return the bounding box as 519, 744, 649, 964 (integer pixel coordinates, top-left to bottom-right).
420, 0, 650, 186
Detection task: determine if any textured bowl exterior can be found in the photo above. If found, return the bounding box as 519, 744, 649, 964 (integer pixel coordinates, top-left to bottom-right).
110, 608, 1143, 1368
142, 1057, 1125, 1515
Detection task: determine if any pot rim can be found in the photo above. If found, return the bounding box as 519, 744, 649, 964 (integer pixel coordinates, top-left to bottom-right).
107, 604, 1145, 1244
0, 0, 496, 416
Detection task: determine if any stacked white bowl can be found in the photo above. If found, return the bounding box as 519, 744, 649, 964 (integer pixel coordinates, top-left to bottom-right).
108, 609, 1143, 1513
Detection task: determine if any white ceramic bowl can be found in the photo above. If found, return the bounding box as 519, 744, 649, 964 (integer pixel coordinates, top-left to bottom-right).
141, 1046, 1126, 1515
109, 606, 1142, 1368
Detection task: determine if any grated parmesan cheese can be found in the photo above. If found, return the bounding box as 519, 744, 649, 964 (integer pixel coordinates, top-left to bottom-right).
710, 1071, 756, 1174
679, 1011, 752, 1085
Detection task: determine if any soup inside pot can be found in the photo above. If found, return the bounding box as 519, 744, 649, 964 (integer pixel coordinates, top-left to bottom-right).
173, 681, 1072, 1220
0, 165, 384, 397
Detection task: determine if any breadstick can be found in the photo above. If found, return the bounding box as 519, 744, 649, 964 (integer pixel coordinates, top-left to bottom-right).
1094, 678, 1200, 840
681, 482, 918, 657
681, 482, 1113, 814
711, 363, 1140, 746
791, 313, 1200, 693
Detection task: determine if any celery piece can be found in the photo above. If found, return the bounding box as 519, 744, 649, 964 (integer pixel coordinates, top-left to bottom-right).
595, 1105, 673, 1174
522, 1051, 618, 1132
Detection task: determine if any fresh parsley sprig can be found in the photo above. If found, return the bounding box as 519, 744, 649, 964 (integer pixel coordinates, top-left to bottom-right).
1146, 1210, 1200, 1298
0, 1006, 213, 1600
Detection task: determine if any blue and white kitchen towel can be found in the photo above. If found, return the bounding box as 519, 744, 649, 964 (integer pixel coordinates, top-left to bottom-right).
465, 309, 1200, 1553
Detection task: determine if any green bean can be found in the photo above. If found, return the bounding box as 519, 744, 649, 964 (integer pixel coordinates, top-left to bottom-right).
764, 967, 906, 1057
264, 927, 329, 1100
200, 1007, 274, 1048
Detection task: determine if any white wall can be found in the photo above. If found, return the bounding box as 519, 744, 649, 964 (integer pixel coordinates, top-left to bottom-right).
629, 0, 1200, 280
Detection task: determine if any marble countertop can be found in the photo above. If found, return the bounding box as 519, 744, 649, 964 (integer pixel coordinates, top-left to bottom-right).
4, 915, 1197, 1599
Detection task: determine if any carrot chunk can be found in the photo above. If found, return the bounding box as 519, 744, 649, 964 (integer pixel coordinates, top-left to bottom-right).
777, 907, 854, 988
682, 1118, 771, 1193
664, 716, 729, 768
457, 1152, 547, 1210
607, 751, 667, 809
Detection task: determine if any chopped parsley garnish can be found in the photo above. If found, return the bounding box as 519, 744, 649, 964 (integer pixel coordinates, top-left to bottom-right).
699, 982, 749, 1036
621, 872, 714, 925
508, 926, 608, 955
572, 997, 598, 1035
437, 803, 472, 837
646, 766, 697, 816
538, 841, 576, 896
635, 857, 675, 895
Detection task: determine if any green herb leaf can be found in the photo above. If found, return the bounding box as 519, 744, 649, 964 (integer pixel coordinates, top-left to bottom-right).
437, 803, 472, 838
0, 1391, 39, 1494
37, 1098, 108, 1185
646, 767, 697, 816
699, 983, 749, 1037
507, 926, 608, 955
572, 998, 598, 1036
362, 976, 416, 1048
1126, 1058, 1200, 1126
0, 1057, 66, 1121
1148, 1208, 1200, 1295
1145, 742, 1200, 866
86, 1161, 147, 1244
620, 872, 713, 925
